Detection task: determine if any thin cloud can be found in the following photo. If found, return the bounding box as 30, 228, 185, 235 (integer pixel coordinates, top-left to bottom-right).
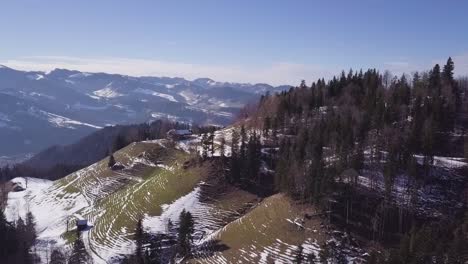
0, 56, 331, 86
2, 53, 467, 86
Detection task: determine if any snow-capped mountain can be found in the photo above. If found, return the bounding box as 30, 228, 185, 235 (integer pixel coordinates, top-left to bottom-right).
0, 65, 290, 156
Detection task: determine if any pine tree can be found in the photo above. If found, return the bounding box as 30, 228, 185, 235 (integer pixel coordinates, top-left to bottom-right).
294, 245, 304, 264
219, 136, 226, 158
108, 153, 116, 168
246, 131, 261, 182
352, 142, 364, 174
263, 116, 271, 137
230, 129, 240, 183
177, 210, 194, 257
209, 133, 215, 157
429, 64, 442, 96
24, 212, 36, 249
239, 125, 248, 181
134, 219, 145, 264
240, 126, 247, 158
50, 249, 66, 264
443, 57, 455, 84
201, 133, 209, 159
146, 235, 162, 264
68, 232, 92, 264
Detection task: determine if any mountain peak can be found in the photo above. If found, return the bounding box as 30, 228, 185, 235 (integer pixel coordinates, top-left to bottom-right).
193, 77, 218, 87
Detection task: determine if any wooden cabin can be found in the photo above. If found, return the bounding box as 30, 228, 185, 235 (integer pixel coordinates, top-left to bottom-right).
75, 216, 88, 231
167, 129, 193, 140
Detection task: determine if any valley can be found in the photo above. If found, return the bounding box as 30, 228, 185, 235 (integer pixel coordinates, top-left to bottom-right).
0, 65, 289, 157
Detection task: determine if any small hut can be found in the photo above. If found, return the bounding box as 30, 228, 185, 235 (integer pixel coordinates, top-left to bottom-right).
166, 129, 193, 140
12, 182, 25, 192
75, 215, 88, 231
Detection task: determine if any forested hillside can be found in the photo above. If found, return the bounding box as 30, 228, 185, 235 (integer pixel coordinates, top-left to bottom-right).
232, 57, 468, 262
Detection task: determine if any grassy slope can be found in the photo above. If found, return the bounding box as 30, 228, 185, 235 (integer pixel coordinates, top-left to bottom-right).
41, 140, 205, 260
194, 193, 328, 264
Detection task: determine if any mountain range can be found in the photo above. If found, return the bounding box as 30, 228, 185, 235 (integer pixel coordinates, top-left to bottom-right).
0, 65, 289, 158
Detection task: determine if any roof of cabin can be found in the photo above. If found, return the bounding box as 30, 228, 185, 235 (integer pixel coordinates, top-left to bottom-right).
169, 129, 192, 135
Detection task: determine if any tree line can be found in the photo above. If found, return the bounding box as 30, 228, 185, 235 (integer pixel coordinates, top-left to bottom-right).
238, 57, 467, 262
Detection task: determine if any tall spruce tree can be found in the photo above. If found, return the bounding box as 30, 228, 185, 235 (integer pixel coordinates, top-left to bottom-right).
429, 64, 442, 96
50, 249, 66, 264
230, 129, 241, 182
219, 136, 226, 158
201, 133, 209, 159
177, 210, 194, 258
239, 125, 248, 181
68, 232, 92, 264
134, 219, 145, 264
108, 152, 116, 168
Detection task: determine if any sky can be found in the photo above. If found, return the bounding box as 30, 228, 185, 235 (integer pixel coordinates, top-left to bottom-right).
0, 0, 467, 85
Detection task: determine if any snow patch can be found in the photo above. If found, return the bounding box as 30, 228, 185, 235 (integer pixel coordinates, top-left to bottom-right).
134, 88, 178, 102
93, 83, 123, 98
31, 109, 103, 129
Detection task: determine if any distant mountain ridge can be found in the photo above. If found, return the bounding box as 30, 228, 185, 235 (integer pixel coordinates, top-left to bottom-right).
0, 65, 290, 156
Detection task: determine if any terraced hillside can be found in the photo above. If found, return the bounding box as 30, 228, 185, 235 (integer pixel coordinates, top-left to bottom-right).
192, 193, 369, 264
194, 194, 325, 263
5, 139, 206, 263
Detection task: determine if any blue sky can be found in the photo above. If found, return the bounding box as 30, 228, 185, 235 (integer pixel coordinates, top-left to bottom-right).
0, 0, 467, 85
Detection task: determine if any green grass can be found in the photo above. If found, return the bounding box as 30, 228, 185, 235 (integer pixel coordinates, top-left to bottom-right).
62, 229, 79, 244
88, 161, 203, 245
194, 194, 327, 263
48, 140, 205, 255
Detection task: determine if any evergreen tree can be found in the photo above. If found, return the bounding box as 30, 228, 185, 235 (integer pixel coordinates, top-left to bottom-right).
443, 57, 461, 111
108, 153, 116, 168
294, 245, 304, 264
146, 235, 162, 264
219, 136, 226, 158
239, 125, 248, 180
68, 232, 92, 264
177, 210, 194, 258
429, 64, 442, 96
134, 219, 145, 264
24, 212, 36, 249
230, 129, 241, 182
246, 131, 261, 182
209, 133, 215, 157
50, 249, 67, 264
263, 116, 271, 137
0, 209, 19, 264
201, 133, 209, 160
351, 142, 364, 174
442, 57, 455, 85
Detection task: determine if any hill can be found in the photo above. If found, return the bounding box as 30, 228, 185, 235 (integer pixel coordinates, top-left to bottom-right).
5, 139, 199, 262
